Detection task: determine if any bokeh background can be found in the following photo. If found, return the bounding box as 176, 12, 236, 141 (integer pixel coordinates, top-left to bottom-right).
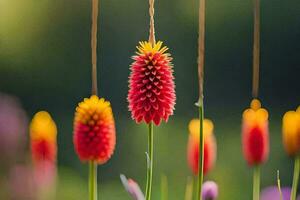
0, 0, 299, 199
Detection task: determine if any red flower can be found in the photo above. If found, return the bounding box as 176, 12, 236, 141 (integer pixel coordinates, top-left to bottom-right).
187, 119, 217, 175
73, 95, 116, 164
128, 41, 176, 126
242, 99, 269, 166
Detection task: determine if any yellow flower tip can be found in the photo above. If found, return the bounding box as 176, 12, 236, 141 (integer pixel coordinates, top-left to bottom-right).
296, 106, 300, 113
250, 99, 261, 111
30, 111, 57, 142
75, 95, 113, 125
188, 118, 214, 138
282, 110, 300, 156
243, 100, 269, 126
137, 41, 168, 55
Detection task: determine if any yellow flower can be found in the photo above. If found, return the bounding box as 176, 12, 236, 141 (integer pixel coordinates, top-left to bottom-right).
30, 111, 57, 142
282, 107, 300, 156
242, 99, 269, 130
188, 119, 214, 139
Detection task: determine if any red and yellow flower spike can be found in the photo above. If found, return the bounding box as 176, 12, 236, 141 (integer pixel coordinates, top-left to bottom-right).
187, 119, 216, 175
128, 41, 175, 126
282, 106, 300, 156
242, 99, 269, 166
30, 111, 57, 164
73, 95, 116, 164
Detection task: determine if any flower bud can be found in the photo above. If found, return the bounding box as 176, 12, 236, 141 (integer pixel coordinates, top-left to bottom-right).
242, 99, 269, 166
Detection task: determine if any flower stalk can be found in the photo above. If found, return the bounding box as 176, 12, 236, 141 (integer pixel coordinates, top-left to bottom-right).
252, 0, 260, 98
89, 161, 98, 200
197, 99, 204, 200
90, 0, 99, 199
145, 122, 154, 200
253, 165, 260, 200
291, 155, 300, 200
197, 0, 206, 198
145, 1, 155, 199
91, 0, 99, 96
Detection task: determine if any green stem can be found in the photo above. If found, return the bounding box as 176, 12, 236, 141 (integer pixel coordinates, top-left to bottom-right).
253, 165, 260, 200
197, 99, 204, 200
89, 161, 97, 200
291, 156, 300, 200
145, 122, 154, 200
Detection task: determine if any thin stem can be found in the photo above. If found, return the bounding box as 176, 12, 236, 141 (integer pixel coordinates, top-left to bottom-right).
197, 0, 205, 100
277, 170, 283, 200
145, 122, 154, 200
197, 99, 205, 200
148, 0, 156, 45
91, 0, 99, 95
253, 165, 260, 200
291, 156, 300, 200
252, 0, 260, 98
196, 0, 206, 197
89, 161, 98, 200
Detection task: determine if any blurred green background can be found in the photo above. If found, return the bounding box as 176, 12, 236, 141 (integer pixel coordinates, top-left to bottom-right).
0, 0, 299, 199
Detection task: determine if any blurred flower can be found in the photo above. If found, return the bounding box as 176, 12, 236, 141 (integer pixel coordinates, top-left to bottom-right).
242, 99, 269, 166
8, 164, 36, 200
202, 181, 218, 200
282, 107, 300, 156
128, 41, 176, 126
30, 111, 58, 199
187, 119, 216, 175
0, 93, 27, 163
120, 174, 145, 200
30, 111, 57, 164
73, 95, 116, 164
260, 186, 300, 200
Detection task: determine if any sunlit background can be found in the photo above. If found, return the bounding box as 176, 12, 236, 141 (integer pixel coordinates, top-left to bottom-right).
0, 0, 299, 199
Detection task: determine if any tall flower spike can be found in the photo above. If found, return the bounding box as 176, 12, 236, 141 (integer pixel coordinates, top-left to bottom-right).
30, 111, 57, 164
187, 119, 216, 175
128, 41, 176, 126
30, 111, 58, 199
73, 95, 116, 164
242, 99, 269, 166
282, 107, 300, 156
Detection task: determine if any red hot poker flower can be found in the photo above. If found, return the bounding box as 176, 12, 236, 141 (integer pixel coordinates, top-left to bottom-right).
128, 41, 176, 126
242, 99, 269, 166
30, 111, 57, 164
73, 95, 116, 164
187, 119, 217, 175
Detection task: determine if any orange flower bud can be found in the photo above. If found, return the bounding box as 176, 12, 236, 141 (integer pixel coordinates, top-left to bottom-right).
187, 119, 216, 175
242, 99, 269, 166
30, 111, 57, 164
282, 107, 300, 156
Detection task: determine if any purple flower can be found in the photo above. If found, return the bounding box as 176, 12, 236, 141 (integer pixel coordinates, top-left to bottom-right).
202, 181, 218, 200
260, 186, 300, 200
0, 93, 27, 164
120, 174, 145, 200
